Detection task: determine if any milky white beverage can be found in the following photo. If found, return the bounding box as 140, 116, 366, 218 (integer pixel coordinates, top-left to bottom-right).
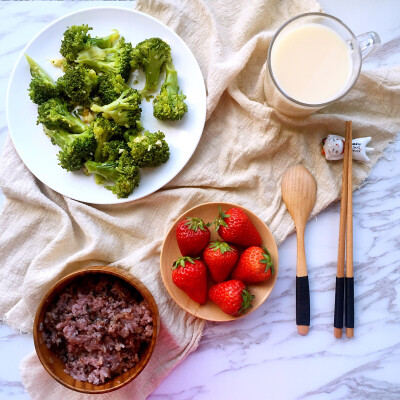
263, 13, 380, 117
271, 24, 352, 104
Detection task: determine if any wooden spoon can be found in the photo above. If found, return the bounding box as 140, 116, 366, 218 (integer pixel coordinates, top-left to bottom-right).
281, 166, 317, 336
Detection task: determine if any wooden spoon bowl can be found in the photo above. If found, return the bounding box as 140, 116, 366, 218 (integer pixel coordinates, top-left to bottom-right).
33, 266, 159, 394
160, 202, 279, 321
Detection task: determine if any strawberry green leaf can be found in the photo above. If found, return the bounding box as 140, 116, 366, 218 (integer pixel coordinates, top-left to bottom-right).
172, 256, 199, 269
260, 247, 274, 274
211, 206, 230, 231
239, 289, 255, 314
184, 217, 208, 232
209, 241, 234, 254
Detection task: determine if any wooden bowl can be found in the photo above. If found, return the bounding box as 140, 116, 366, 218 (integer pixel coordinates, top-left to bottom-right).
160, 202, 279, 321
33, 266, 159, 394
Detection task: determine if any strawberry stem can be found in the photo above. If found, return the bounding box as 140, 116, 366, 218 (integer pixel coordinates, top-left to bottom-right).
260, 247, 274, 274
172, 256, 199, 270
184, 217, 209, 232
239, 289, 255, 314
208, 240, 234, 254
211, 206, 230, 232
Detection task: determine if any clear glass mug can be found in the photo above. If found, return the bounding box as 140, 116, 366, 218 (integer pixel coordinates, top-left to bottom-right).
264, 13, 380, 117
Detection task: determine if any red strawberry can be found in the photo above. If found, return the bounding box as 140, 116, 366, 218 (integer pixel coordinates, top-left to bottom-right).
213, 206, 261, 247
203, 241, 238, 283
176, 217, 210, 256
172, 256, 207, 304
231, 246, 274, 283
208, 280, 254, 316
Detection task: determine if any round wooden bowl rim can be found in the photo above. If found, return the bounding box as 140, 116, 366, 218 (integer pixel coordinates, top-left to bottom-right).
33, 266, 159, 394
160, 202, 279, 321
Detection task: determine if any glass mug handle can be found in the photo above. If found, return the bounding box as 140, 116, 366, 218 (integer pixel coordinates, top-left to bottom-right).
357, 31, 381, 60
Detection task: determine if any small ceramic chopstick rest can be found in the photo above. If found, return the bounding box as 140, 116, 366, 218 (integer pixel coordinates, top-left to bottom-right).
322, 134, 373, 162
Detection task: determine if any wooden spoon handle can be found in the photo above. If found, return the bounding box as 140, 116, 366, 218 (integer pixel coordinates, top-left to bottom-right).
296, 226, 307, 277
296, 226, 309, 335
296, 223, 310, 335
296, 276, 310, 335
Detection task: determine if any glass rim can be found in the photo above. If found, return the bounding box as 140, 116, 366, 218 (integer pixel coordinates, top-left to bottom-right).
267, 12, 362, 108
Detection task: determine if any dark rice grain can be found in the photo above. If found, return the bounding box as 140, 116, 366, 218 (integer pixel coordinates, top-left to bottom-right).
43, 275, 153, 385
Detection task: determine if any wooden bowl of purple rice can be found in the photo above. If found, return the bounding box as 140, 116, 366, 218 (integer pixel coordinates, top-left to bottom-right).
33, 266, 159, 394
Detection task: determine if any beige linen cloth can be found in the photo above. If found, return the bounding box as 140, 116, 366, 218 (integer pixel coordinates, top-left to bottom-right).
1, 0, 400, 399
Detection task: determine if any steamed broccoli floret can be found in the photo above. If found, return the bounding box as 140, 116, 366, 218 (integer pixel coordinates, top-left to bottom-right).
90, 88, 141, 128
60, 25, 92, 62
37, 98, 88, 133
102, 139, 130, 161
85, 151, 140, 198
97, 72, 128, 104
44, 127, 96, 171
90, 116, 123, 161
123, 122, 143, 142
56, 64, 98, 106
75, 37, 133, 81
60, 25, 120, 62
128, 130, 170, 168
25, 54, 58, 105
87, 30, 120, 49
131, 38, 171, 95
153, 62, 187, 120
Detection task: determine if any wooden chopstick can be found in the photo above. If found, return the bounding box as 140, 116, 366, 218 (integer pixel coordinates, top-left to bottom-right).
334, 121, 353, 338
333, 123, 350, 338
345, 121, 354, 338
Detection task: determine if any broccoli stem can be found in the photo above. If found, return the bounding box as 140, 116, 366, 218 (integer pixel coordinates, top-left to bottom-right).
152, 61, 187, 121
75, 46, 110, 71
94, 143, 104, 162
44, 127, 90, 151
65, 112, 88, 134
25, 54, 59, 104
25, 54, 54, 82
45, 128, 77, 149
90, 88, 141, 127
88, 30, 120, 49
94, 173, 106, 185
91, 89, 132, 114
163, 62, 179, 94
143, 48, 166, 92
85, 161, 119, 181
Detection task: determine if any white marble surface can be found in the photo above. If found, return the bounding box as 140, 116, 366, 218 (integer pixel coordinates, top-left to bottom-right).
1, 1, 400, 399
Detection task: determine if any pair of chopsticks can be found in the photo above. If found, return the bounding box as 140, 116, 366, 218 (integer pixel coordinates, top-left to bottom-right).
334, 121, 354, 338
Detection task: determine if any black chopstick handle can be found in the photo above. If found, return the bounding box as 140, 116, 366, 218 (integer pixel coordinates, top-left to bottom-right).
296, 276, 310, 326
345, 277, 354, 328
334, 277, 345, 329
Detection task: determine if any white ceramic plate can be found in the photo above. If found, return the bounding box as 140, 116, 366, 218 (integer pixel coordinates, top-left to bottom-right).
7, 7, 206, 204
